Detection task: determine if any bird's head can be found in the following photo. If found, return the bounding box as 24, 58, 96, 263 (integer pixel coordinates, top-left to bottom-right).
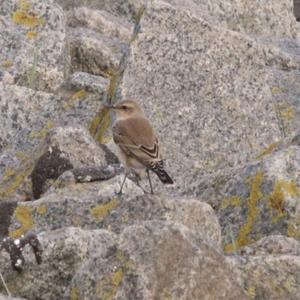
105, 100, 144, 119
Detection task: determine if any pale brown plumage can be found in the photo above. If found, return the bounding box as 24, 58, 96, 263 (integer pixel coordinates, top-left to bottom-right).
105, 99, 173, 194
113, 117, 160, 168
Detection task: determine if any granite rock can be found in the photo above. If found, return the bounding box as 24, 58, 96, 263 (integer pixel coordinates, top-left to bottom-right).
186, 145, 300, 252
0, 0, 69, 91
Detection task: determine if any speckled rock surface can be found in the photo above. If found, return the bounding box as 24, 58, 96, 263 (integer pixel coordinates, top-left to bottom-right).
0, 84, 107, 200
45, 126, 107, 168
227, 253, 300, 300
0, 0, 68, 91
69, 222, 245, 300
0, 227, 117, 300
120, 0, 290, 195
8, 178, 221, 247
239, 235, 300, 256
0, 295, 26, 300
0, 224, 245, 300
186, 145, 300, 252
190, 0, 298, 38
1, 0, 300, 299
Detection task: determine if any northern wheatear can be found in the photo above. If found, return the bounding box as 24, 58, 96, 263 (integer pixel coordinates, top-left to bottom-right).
105, 99, 173, 194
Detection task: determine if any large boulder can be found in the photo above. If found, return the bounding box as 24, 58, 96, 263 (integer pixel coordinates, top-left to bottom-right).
0, 83, 108, 200
119, 0, 297, 195
186, 143, 300, 251
0, 224, 246, 299
8, 179, 221, 248
227, 236, 300, 300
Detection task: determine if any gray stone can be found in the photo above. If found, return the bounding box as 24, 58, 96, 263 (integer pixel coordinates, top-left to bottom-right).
186, 145, 300, 252
119, 0, 289, 196
69, 27, 128, 75
0, 295, 26, 300
1, 222, 236, 299
45, 126, 107, 168
66, 7, 133, 42
67, 71, 109, 94
8, 178, 221, 248
55, 0, 145, 21
114, 221, 246, 300
190, 0, 298, 38
0, 0, 69, 91
0, 227, 117, 300
0, 84, 62, 152
239, 235, 300, 256
226, 253, 300, 300
0, 83, 106, 200
67, 222, 245, 300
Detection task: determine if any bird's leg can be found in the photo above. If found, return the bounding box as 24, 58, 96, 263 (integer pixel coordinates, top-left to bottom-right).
146, 169, 154, 194
131, 171, 147, 194
118, 173, 128, 195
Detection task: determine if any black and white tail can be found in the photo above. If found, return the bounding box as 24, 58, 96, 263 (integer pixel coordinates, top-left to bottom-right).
149, 160, 173, 184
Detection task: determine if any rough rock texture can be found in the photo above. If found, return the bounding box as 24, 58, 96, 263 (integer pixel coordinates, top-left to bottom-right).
0, 295, 26, 300
8, 179, 221, 248
239, 235, 300, 256
0, 225, 245, 300
227, 252, 300, 300
120, 0, 294, 193
0, 0, 68, 91
1, 0, 300, 299
186, 144, 300, 252
192, 0, 298, 38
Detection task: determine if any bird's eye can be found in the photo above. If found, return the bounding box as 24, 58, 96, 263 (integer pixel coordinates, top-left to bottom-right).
121, 105, 128, 110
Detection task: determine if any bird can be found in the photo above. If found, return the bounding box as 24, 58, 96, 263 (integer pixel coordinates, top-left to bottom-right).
105, 99, 173, 194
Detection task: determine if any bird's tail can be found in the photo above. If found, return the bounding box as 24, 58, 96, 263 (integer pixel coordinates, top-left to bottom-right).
150, 161, 173, 184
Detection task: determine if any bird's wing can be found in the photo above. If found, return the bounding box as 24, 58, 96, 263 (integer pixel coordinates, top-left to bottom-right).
112, 117, 160, 166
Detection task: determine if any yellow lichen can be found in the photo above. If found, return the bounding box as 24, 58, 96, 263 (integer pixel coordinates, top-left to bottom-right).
29, 120, 55, 139
0, 164, 33, 198
36, 204, 47, 215
1, 60, 13, 68
89, 107, 112, 144
12, 11, 44, 28
287, 218, 300, 239
26, 31, 38, 39
90, 198, 118, 221
9, 205, 34, 238
2, 168, 16, 181
71, 89, 88, 100
161, 288, 173, 300
96, 268, 124, 300
271, 86, 283, 94
111, 268, 123, 287
279, 104, 296, 122
115, 251, 134, 270
70, 287, 79, 300
12, 0, 44, 28
246, 286, 256, 299
220, 195, 241, 209
63, 89, 89, 109
225, 171, 264, 252
268, 180, 299, 222
256, 142, 280, 160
